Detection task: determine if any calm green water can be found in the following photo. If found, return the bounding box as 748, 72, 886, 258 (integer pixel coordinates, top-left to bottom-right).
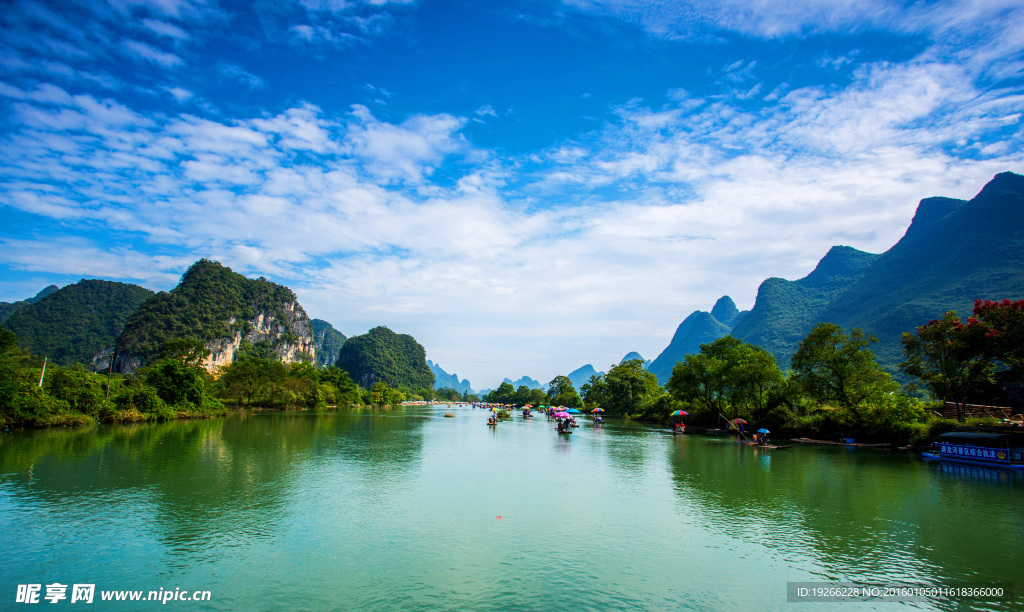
1, 405, 1021, 611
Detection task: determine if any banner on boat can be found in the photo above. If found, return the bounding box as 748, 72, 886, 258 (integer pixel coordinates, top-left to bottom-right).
938, 443, 1009, 463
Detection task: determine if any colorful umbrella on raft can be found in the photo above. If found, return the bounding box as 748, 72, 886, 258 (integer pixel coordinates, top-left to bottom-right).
591, 408, 604, 413
554, 411, 570, 418
733, 418, 748, 424
566, 408, 581, 414
757, 428, 770, 434
669, 410, 688, 416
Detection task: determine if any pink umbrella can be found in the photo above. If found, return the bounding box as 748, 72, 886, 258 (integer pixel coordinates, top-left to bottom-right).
554, 411, 570, 418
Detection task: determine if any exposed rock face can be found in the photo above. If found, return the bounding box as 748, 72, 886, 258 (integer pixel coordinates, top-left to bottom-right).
203, 303, 317, 373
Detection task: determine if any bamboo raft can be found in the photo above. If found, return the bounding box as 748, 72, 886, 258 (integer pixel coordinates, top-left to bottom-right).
737, 440, 792, 449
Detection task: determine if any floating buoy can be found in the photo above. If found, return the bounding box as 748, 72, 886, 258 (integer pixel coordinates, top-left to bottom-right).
444, 414, 455, 418
496, 516, 503, 519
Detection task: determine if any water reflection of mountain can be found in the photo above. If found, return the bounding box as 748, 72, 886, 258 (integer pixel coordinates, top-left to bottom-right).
664, 436, 1023, 609
0, 411, 428, 559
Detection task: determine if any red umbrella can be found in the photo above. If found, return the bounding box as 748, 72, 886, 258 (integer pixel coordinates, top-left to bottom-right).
732, 418, 748, 425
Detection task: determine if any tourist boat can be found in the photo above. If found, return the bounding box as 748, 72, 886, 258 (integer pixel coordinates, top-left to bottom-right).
921, 432, 1024, 470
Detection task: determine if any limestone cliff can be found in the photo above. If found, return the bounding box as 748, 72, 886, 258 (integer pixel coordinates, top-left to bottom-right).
114, 260, 317, 373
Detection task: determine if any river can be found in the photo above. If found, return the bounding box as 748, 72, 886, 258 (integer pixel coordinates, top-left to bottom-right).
1, 404, 1020, 610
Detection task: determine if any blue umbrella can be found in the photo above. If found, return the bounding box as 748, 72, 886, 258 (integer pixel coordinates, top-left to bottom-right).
566, 408, 581, 414
757, 428, 770, 434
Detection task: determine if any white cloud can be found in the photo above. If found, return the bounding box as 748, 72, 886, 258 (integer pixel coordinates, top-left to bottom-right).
141, 18, 189, 40
217, 63, 267, 89
165, 86, 193, 101
122, 39, 183, 66
344, 105, 468, 183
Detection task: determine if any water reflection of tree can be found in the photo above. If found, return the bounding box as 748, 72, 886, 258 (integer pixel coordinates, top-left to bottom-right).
666, 439, 1024, 607
0, 411, 428, 560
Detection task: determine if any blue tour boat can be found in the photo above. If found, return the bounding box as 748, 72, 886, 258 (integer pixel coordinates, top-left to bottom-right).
922, 431, 1024, 470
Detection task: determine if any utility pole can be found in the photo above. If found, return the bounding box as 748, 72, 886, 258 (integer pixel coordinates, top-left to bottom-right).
106, 351, 115, 398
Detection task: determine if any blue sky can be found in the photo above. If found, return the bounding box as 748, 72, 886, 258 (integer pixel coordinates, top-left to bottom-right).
1, 0, 1022, 390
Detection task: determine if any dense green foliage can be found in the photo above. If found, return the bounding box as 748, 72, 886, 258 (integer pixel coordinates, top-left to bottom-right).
2, 280, 153, 369
335, 326, 434, 390
0, 327, 391, 428
0, 330, 228, 428
117, 259, 308, 365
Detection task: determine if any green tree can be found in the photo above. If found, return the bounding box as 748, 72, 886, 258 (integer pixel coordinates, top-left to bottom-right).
666, 337, 783, 421
145, 359, 207, 407
219, 357, 287, 407
486, 382, 515, 404
792, 323, 898, 424
318, 365, 360, 406
436, 387, 461, 401
603, 359, 659, 417
546, 375, 581, 408
580, 373, 608, 408
900, 311, 995, 422
370, 381, 395, 406
157, 336, 211, 368
513, 384, 533, 407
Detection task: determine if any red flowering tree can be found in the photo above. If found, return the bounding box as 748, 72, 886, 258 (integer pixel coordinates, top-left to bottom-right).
899, 311, 995, 422
972, 298, 1024, 377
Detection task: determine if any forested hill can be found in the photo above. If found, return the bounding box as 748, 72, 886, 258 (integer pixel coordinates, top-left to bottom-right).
115, 259, 317, 373
336, 326, 434, 390
0, 285, 59, 324
2, 280, 153, 369
311, 319, 347, 367
648, 171, 1024, 382
792, 171, 1024, 369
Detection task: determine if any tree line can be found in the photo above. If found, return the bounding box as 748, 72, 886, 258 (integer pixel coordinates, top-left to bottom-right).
479, 299, 1024, 444
3, 299, 1021, 442
0, 330, 436, 429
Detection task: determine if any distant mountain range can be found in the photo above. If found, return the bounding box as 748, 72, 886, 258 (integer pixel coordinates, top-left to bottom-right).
504, 375, 544, 390
649, 171, 1024, 383
428, 360, 474, 394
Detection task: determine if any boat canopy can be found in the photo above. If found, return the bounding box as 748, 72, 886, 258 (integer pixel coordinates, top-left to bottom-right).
937, 432, 1012, 447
